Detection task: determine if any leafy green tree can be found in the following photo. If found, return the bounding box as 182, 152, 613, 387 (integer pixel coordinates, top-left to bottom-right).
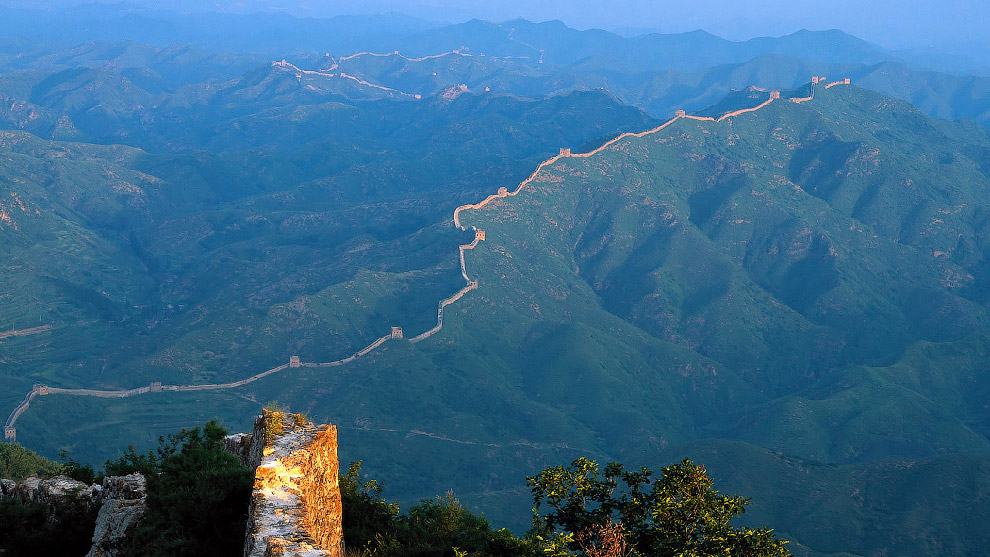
0, 442, 62, 481
103, 443, 161, 478
528, 457, 789, 557
340, 460, 402, 553
396, 491, 530, 557
58, 448, 98, 485
119, 420, 253, 557
340, 462, 532, 557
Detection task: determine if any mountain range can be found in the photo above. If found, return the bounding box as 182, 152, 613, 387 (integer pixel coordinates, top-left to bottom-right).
2, 8, 990, 555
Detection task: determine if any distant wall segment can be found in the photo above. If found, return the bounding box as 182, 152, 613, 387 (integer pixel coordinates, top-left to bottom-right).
4, 78, 842, 440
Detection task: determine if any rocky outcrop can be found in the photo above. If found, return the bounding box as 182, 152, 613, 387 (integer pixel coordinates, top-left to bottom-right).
0, 472, 145, 557
0, 478, 15, 497
225, 432, 255, 467
3, 411, 344, 557
86, 474, 147, 557
243, 410, 343, 557
0, 474, 98, 508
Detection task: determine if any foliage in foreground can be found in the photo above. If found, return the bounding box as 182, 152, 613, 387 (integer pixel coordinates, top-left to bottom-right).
341, 460, 528, 557
0, 441, 63, 481
3, 432, 788, 556
108, 420, 254, 557
1, 421, 251, 557
342, 457, 789, 556
0, 495, 99, 557
528, 457, 789, 556
0, 442, 100, 556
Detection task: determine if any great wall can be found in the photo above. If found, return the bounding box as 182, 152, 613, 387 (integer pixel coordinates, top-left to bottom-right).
2, 65, 850, 443
271, 23, 550, 100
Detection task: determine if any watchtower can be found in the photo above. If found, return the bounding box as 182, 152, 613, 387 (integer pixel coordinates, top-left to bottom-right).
812, 75, 824, 84
497, 187, 508, 196
843, 78, 851, 85
770, 90, 780, 100
475, 230, 486, 241
33, 384, 49, 395
675, 110, 686, 118
289, 356, 301, 368
150, 381, 163, 393
559, 148, 571, 156
391, 327, 403, 339
468, 280, 478, 288
4, 426, 14, 441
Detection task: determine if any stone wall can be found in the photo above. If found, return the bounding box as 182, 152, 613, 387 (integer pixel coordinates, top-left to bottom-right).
243, 410, 344, 557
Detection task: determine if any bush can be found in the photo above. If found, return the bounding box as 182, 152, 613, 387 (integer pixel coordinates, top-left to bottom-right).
340, 460, 401, 553
340, 462, 531, 557
0, 441, 62, 481
0, 492, 98, 556
527, 457, 790, 557
118, 420, 254, 557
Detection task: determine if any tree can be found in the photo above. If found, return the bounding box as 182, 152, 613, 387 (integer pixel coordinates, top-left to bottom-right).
396, 490, 528, 557
119, 420, 254, 557
528, 457, 789, 557
339, 462, 531, 557
340, 460, 401, 554
0, 442, 62, 481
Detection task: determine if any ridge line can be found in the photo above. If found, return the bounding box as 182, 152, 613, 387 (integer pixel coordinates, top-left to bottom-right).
4, 78, 850, 442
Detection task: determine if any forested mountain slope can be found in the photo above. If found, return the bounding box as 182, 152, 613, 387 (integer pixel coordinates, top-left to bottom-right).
10, 83, 990, 555
3, 9, 990, 553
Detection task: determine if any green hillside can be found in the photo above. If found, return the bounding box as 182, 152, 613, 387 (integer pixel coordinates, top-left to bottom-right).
0, 87, 656, 434
3, 12, 990, 552
10, 84, 990, 555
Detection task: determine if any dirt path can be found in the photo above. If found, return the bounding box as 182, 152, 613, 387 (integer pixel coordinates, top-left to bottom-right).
0, 325, 51, 341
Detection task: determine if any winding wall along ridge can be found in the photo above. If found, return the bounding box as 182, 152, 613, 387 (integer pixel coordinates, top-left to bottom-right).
272, 60, 422, 99
4, 77, 848, 442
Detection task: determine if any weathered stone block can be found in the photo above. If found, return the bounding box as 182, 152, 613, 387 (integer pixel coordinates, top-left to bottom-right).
243, 411, 343, 557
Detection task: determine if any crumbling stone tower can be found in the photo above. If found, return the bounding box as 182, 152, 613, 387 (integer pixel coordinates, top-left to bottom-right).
243, 410, 344, 557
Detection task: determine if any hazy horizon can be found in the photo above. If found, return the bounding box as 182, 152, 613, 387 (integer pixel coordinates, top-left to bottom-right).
4, 0, 987, 53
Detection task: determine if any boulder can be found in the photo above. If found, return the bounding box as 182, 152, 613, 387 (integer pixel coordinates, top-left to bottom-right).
100, 473, 145, 501
0, 478, 15, 498
86, 474, 147, 557
38, 475, 97, 506
224, 432, 254, 467
86, 498, 146, 557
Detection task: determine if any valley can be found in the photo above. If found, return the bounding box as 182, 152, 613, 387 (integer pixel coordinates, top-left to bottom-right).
4, 81, 835, 441
2, 7, 990, 555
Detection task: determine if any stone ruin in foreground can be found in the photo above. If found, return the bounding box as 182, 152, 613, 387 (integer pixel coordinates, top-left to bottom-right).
1, 410, 344, 557
236, 409, 344, 557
